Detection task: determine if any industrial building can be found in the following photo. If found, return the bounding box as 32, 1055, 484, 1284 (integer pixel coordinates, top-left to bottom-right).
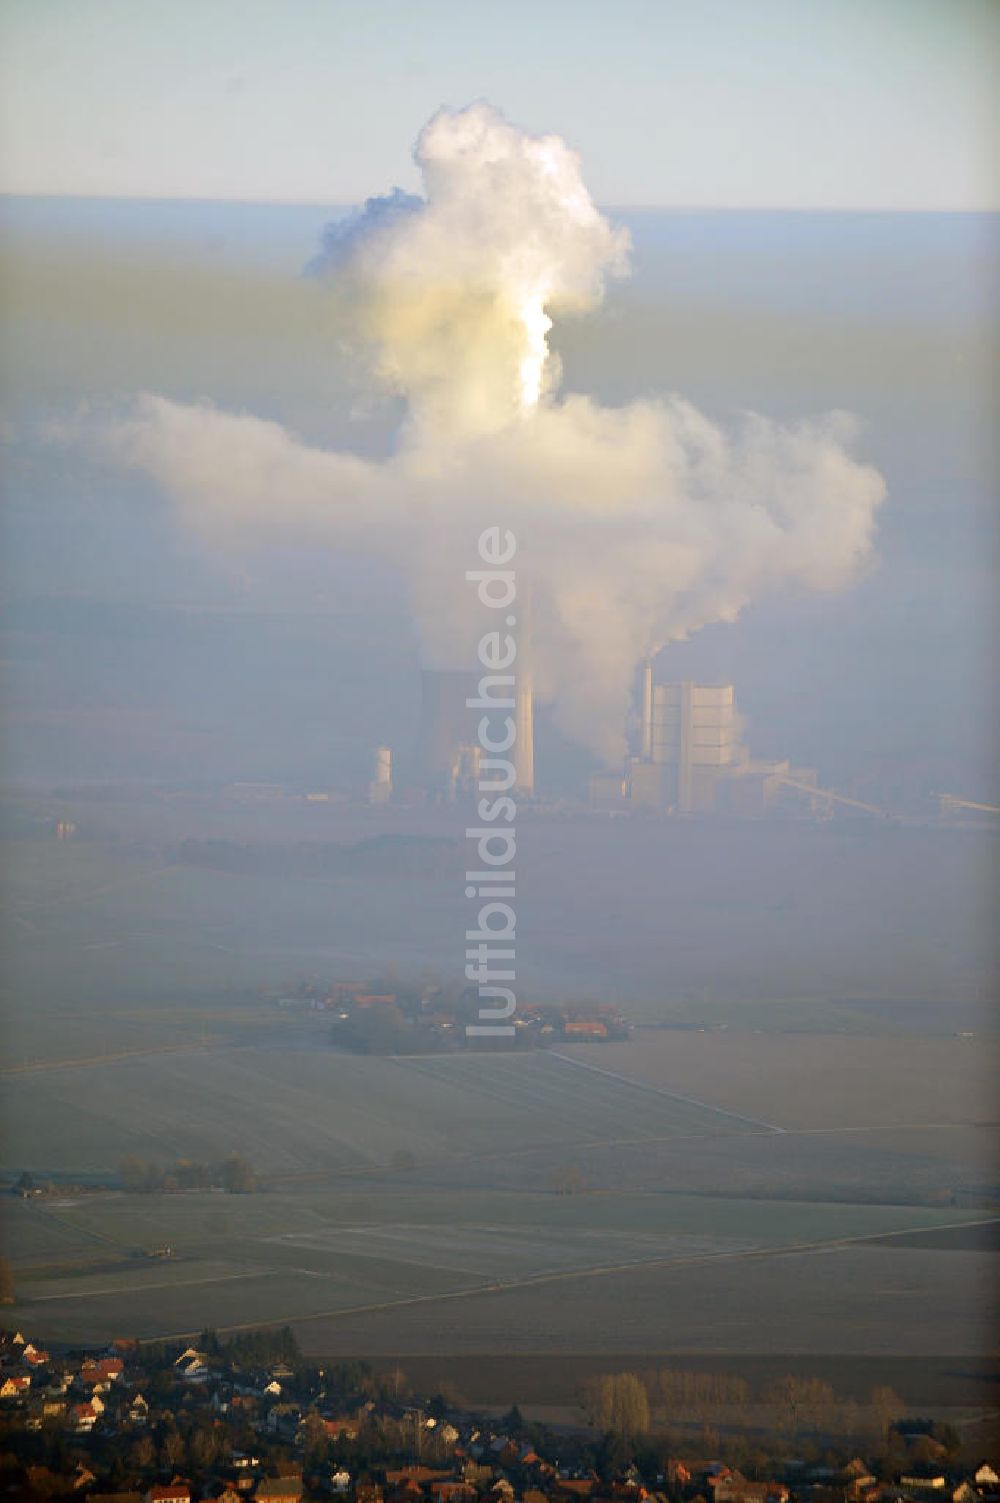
370, 659, 823, 814
590, 663, 818, 816
368, 745, 392, 805
408, 664, 535, 801
417, 668, 480, 798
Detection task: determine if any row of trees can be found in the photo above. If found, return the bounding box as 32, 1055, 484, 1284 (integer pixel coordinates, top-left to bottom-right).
118, 1153, 256, 1194
2, 1410, 262, 1488
198, 1324, 302, 1369
581, 1374, 650, 1441
582, 1369, 911, 1444
331, 1005, 429, 1056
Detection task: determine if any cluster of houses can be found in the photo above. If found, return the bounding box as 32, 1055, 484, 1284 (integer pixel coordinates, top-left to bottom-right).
669, 1463, 1000, 1503
0, 1332, 146, 1436
2, 1329, 997, 1503
278, 977, 631, 1052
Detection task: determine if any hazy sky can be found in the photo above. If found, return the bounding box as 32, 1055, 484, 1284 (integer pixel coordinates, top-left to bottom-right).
1, 0, 997, 209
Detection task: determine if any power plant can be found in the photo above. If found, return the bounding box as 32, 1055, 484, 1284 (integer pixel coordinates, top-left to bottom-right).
590, 663, 820, 816
415, 666, 535, 802
417, 669, 480, 798
363, 658, 908, 820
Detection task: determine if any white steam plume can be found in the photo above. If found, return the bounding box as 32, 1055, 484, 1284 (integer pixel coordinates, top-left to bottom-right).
102, 103, 886, 762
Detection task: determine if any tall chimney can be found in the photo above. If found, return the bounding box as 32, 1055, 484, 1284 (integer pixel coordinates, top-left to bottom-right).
640, 659, 653, 762
515, 678, 534, 795
514, 589, 535, 795
677, 679, 694, 813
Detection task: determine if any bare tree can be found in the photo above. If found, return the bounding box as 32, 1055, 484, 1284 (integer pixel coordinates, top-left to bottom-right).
548, 1164, 586, 1195
870, 1386, 905, 1442
129, 1435, 155, 1471
581, 1372, 649, 1440
220, 1154, 256, 1193
160, 1428, 186, 1470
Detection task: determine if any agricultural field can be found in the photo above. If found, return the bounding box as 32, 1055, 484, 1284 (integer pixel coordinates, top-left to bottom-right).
5, 1023, 998, 1357
6, 1176, 996, 1353
3, 809, 996, 1070
8, 1031, 993, 1203
554, 1032, 996, 1132
295, 1242, 996, 1361
3, 1033, 998, 1394
0, 833, 462, 1067
1, 1046, 746, 1180
2, 803, 997, 1402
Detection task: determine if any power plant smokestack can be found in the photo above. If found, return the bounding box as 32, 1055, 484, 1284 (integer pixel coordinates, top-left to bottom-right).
640, 659, 653, 762
514, 589, 535, 795
103, 104, 886, 768
515, 678, 534, 795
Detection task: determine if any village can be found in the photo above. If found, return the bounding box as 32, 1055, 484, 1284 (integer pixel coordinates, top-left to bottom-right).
0, 1326, 996, 1503
275, 979, 632, 1054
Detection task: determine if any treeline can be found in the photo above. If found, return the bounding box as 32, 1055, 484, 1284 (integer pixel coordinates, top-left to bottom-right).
582, 1368, 916, 1444
10, 1171, 107, 1199
581, 1374, 650, 1441
118, 1153, 256, 1194
331, 1005, 443, 1055
140, 1329, 421, 1415
200, 1324, 302, 1369
168, 1329, 410, 1406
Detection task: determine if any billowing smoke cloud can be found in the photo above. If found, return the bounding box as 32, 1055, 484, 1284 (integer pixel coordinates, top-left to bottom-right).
103, 103, 886, 762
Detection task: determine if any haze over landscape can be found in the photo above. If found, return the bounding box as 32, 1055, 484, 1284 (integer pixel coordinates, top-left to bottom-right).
0, 0, 998, 1478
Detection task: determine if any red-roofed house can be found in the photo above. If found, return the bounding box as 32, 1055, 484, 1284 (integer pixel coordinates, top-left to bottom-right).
431, 1483, 478, 1503
323, 1415, 361, 1440
72, 1401, 101, 1434
81, 1357, 124, 1388
254, 1479, 303, 1503
563, 1019, 608, 1039
146, 1484, 192, 1503
713, 1475, 789, 1503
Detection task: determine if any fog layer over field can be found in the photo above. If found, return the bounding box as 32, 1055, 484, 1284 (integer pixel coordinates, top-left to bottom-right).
0, 180, 996, 1392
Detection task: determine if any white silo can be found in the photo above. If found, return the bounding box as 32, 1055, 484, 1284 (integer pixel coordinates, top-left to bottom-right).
369, 745, 393, 804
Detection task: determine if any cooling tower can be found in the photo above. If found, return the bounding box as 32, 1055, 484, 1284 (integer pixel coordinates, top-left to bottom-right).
419, 666, 533, 797
418, 669, 480, 793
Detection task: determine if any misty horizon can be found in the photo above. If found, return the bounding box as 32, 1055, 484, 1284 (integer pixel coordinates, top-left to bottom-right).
0, 18, 997, 1463
1, 193, 995, 805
